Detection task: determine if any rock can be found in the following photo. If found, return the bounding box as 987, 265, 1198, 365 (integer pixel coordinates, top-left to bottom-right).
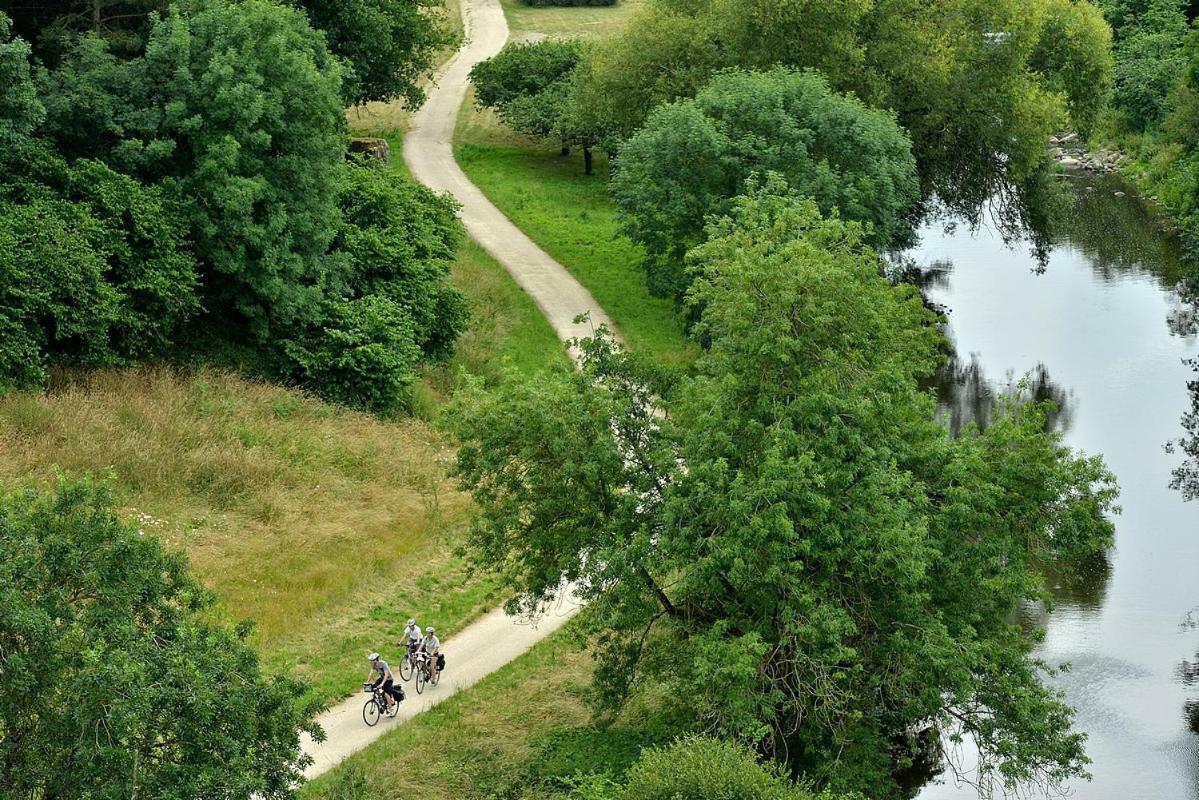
1114, 191, 1125, 197
1060, 156, 1081, 168
348, 137, 390, 164
1060, 132, 1078, 144
1050, 147, 1063, 158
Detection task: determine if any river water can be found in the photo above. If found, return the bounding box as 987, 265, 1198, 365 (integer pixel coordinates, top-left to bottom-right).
909, 173, 1199, 799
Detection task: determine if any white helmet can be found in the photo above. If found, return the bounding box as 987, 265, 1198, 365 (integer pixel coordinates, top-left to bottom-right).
425, 626, 435, 633
368, 652, 380, 661
407, 619, 415, 626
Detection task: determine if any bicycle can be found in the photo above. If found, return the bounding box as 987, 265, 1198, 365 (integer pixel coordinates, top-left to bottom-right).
397, 641, 419, 681
361, 682, 399, 726
411, 651, 442, 694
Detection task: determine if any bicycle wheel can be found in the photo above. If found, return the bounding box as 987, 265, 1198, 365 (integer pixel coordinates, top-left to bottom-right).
363, 698, 380, 727
398, 653, 412, 682
387, 695, 400, 717
414, 664, 425, 694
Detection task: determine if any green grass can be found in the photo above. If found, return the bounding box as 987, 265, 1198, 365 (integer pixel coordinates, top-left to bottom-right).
453, 128, 696, 368
0, 367, 497, 703
501, 0, 646, 39
303, 626, 672, 800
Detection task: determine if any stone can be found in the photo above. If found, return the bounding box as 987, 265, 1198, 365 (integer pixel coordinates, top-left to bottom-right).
1114, 191, 1125, 197
348, 137, 391, 164
1059, 156, 1081, 168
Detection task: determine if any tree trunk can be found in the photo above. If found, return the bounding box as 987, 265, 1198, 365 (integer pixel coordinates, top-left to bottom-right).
583, 147, 593, 176
93, 0, 103, 31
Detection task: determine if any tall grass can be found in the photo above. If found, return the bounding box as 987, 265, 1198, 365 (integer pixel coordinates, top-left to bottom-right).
0, 367, 498, 701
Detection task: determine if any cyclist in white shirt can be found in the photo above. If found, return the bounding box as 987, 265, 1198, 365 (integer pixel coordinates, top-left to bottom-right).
401, 618, 421, 655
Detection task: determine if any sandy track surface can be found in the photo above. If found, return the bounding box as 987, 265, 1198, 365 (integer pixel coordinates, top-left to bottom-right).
301, 0, 604, 781
403, 0, 617, 350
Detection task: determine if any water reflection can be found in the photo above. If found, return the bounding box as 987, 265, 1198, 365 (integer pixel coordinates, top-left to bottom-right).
933, 351, 1074, 437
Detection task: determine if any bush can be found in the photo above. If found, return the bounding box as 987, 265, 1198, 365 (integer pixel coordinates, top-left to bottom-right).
0, 142, 199, 390
333, 159, 468, 360
620, 738, 815, 800
282, 295, 422, 415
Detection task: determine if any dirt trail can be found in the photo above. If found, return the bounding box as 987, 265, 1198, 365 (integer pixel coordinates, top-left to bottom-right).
302, 0, 606, 781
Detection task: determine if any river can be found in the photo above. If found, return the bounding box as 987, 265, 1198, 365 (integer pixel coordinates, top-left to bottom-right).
909, 172, 1199, 799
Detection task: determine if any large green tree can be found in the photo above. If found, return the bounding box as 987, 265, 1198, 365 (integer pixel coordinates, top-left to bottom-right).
137, 0, 347, 336
610, 67, 919, 299
447, 183, 1118, 796
292, 0, 457, 107
0, 475, 322, 798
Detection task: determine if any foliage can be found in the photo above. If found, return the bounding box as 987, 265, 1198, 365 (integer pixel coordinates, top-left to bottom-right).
137, 0, 347, 336
574, 0, 1113, 236
610, 68, 919, 299
292, 0, 457, 107
1103, 0, 1188, 130
283, 294, 423, 415
0, 474, 322, 798
0, 12, 43, 149
2, 1, 168, 59
446, 184, 1119, 797
0, 141, 199, 390
332, 159, 468, 360
619, 738, 820, 800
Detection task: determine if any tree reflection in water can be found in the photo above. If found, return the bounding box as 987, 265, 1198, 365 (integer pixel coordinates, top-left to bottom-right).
933, 350, 1074, 438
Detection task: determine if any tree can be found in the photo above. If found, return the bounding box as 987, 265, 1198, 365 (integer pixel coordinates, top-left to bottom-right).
1100, 0, 1189, 130
0, 474, 322, 798
470, 40, 604, 173
2, 1, 168, 60
138, 0, 348, 336
610, 68, 919, 299
446, 183, 1118, 797
291, 0, 457, 107
573, 0, 1113, 238
0, 142, 198, 390
0, 12, 43, 150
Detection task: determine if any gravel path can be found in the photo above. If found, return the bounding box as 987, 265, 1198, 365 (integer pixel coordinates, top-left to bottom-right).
301, 0, 605, 781
403, 0, 617, 351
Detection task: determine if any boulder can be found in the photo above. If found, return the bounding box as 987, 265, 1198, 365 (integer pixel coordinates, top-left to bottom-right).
348, 137, 391, 164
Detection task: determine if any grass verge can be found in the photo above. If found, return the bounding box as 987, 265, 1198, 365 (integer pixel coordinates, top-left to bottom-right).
501, 0, 646, 40
454, 126, 695, 368
302, 626, 671, 799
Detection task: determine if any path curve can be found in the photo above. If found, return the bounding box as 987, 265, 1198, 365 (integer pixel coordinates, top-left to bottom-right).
302, 0, 604, 780
404, 0, 617, 350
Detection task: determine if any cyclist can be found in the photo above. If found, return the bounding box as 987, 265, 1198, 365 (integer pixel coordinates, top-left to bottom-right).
365, 652, 403, 710
401, 618, 422, 656
420, 626, 442, 683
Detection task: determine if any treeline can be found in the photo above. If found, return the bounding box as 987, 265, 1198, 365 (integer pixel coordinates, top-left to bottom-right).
1099, 0, 1199, 253
473, 0, 1111, 301
0, 0, 462, 414
457, 2, 1125, 797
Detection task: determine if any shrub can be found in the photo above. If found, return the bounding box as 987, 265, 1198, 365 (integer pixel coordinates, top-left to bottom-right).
282, 295, 422, 415
620, 738, 815, 800
333, 159, 467, 360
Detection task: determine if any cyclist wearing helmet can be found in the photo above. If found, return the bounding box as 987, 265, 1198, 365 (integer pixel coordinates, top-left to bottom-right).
365, 652, 402, 710
419, 626, 442, 682
401, 618, 421, 655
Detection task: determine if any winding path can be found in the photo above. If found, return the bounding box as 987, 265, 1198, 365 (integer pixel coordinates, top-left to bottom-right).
302, 0, 608, 780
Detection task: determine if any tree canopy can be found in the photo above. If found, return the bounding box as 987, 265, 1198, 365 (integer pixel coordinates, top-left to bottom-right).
610, 67, 919, 299
292, 0, 457, 107
447, 183, 1118, 796
0, 475, 322, 798
571, 0, 1112, 233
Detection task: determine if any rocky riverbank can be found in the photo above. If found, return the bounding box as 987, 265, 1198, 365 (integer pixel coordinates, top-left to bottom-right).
1050, 132, 1127, 173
